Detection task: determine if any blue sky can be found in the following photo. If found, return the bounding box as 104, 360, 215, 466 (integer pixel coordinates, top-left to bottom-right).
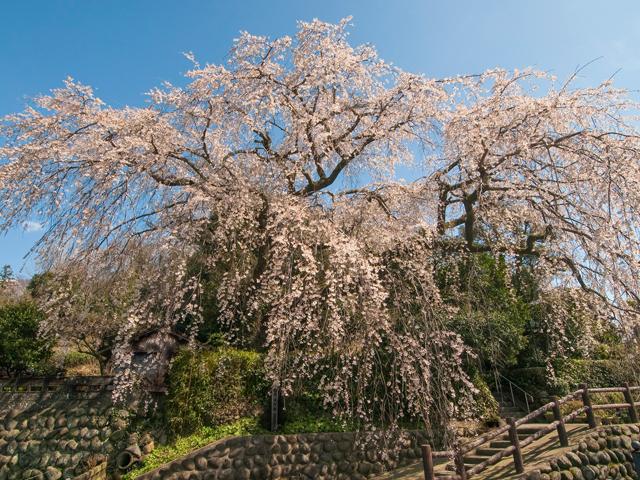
2, 0, 640, 276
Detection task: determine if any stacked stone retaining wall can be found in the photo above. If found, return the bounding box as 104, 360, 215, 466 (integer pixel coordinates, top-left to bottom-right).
523, 424, 640, 480
0, 377, 118, 480
136, 431, 429, 480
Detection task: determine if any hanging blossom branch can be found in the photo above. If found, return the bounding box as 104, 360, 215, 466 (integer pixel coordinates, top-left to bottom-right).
430, 68, 640, 318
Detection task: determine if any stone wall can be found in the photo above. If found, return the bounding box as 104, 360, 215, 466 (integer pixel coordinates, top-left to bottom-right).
0, 391, 45, 420
523, 424, 640, 480
0, 377, 119, 480
136, 431, 429, 480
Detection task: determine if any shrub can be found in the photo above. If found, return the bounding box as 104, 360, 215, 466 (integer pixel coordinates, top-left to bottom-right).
471, 373, 500, 425
63, 351, 96, 368
551, 359, 631, 393
279, 391, 354, 433
509, 358, 640, 400
62, 351, 100, 376
0, 301, 53, 376
506, 367, 549, 402
439, 254, 530, 369
164, 347, 269, 435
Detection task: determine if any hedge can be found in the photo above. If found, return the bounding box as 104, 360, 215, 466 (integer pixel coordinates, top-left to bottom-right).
508, 358, 640, 400
164, 347, 269, 435
0, 301, 53, 375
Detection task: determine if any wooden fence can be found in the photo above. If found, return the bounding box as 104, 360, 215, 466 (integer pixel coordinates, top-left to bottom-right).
421, 383, 640, 480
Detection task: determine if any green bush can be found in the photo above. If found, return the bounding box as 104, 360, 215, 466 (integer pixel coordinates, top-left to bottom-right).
0, 301, 53, 376
63, 351, 96, 368
164, 347, 269, 435
280, 413, 350, 434
550, 359, 636, 394
509, 359, 639, 399
279, 391, 354, 433
438, 253, 530, 369
471, 373, 500, 425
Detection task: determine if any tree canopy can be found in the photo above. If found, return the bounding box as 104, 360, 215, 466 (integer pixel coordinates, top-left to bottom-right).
1, 18, 639, 434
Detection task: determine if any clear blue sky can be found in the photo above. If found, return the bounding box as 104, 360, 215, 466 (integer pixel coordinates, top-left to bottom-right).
2, 0, 639, 277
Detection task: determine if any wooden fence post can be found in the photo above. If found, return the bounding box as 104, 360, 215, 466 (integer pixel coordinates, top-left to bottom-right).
421, 445, 434, 480
454, 448, 468, 480
508, 417, 524, 474
552, 396, 569, 447
580, 384, 597, 428
624, 383, 638, 423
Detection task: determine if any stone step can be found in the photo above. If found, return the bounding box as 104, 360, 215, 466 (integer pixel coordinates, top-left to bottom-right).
517, 424, 548, 434
462, 455, 489, 464
439, 422, 556, 476
489, 439, 512, 448
475, 447, 505, 456
500, 410, 525, 417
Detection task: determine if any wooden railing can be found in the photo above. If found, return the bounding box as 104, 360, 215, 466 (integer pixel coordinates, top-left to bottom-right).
421, 383, 640, 480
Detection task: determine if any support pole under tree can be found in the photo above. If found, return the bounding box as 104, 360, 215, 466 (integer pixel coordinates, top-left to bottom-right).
552, 396, 569, 447
508, 417, 524, 474
421, 445, 434, 480
580, 384, 597, 429
270, 388, 279, 432
625, 383, 639, 423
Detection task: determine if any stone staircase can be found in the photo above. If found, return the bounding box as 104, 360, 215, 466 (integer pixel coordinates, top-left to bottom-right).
457, 424, 548, 471
496, 396, 527, 421
374, 382, 640, 480
443, 394, 535, 473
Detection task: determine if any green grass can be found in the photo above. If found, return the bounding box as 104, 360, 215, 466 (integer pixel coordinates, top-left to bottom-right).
280, 412, 352, 434
122, 408, 354, 478
122, 417, 267, 479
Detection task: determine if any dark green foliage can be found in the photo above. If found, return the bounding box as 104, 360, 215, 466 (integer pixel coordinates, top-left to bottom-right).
0, 301, 54, 375
164, 347, 269, 435
509, 358, 640, 398
26, 271, 54, 296
471, 373, 500, 425
506, 367, 548, 399
63, 351, 95, 368
552, 358, 639, 394
439, 253, 530, 369
280, 390, 354, 433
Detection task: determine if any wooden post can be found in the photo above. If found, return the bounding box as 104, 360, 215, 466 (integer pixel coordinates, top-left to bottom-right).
270, 388, 279, 432
580, 384, 597, 428
454, 449, 468, 480
624, 383, 638, 423
508, 417, 524, 474
421, 445, 434, 480
552, 396, 569, 447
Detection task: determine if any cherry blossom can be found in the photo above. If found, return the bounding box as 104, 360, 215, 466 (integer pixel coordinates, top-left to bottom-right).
1, 18, 639, 436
